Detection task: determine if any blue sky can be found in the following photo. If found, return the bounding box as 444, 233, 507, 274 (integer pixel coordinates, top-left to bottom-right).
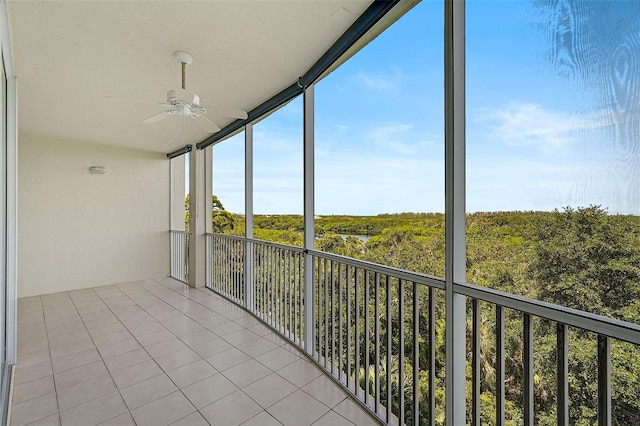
212, 0, 640, 215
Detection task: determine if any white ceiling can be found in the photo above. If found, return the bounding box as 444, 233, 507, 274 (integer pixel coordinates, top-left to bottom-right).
8, 0, 373, 153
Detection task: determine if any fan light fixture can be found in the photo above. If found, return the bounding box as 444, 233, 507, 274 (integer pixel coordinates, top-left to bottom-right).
89, 166, 108, 175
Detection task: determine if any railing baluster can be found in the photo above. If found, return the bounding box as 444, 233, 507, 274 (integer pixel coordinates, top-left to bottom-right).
278, 248, 282, 332
273, 246, 277, 328
331, 260, 336, 374
315, 257, 320, 361
338, 262, 344, 382
273, 247, 277, 324
429, 287, 435, 426
374, 272, 380, 414
496, 305, 505, 426
355, 267, 360, 397
299, 252, 303, 346
300, 251, 304, 346
557, 323, 569, 426
236, 239, 239, 299
223, 238, 227, 295
214, 235, 217, 289
234, 240, 238, 300
170, 232, 174, 278
268, 246, 272, 321
386, 274, 392, 423
266, 246, 270, 325
472, 299, 481, 426
289, 252, 293, 339
272, 247, 276, 325
254, 245, 258, 317
412, 282, 419, 426
227, 239, 231, 297
229, 239, 232, 297
364, 270, 370, 407
260, 245, 265, 319
260, 245, 264, 318
261, 245, 265, 321
278, 249, 282, 332
598, 334, 611, 426
324, 258, 329, 368
346, 265, 352, 390
524, 313, 534, 426
241, 240, 243, 302
222, 238, 226, 296
399, 278, 405, 424
292, 252, 297, 342
270, 246, 274, 324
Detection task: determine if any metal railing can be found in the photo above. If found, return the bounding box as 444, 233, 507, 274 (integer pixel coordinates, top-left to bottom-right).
169, 230, 189, 283
253, 240, 305, 346
207, 233, 246, 305
310, 249, 444, 426
205, 233, 640, 425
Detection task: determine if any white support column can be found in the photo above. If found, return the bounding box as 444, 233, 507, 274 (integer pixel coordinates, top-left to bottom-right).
188, 148, 206, 288
205, 146, 213, 235
444, 0, 467, 424
204, 146, 213, 288
245, 124, 254, 311
303, 85, 315, 355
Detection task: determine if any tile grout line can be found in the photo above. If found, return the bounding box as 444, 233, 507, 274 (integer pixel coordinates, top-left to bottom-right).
152, 280, 348, 421
14, 295, 60, 426
150, 279, 338, 425
91, 282, 207, 425
87, 283, 205, 425
66, 287, 141, 426
40, 295, 62, 426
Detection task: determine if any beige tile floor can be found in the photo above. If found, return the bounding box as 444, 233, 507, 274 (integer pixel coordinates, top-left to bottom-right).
11, 278, 380, 426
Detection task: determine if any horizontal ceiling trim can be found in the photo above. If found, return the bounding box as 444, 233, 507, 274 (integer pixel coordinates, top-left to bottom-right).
195, 0, 400, 151
166, 144, 192, 159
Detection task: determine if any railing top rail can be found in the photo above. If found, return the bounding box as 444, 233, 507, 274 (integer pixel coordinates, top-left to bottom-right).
307, 248, 446, 290
455, 282, 640, 345
169, 230, 190, 235
250, 238, 306, 253
209, 233, 307, 253
207, 232, 246, 242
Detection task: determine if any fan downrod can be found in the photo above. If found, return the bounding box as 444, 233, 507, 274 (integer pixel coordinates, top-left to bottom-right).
175, 51, 193, 90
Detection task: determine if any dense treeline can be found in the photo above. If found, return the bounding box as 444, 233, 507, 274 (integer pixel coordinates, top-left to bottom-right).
209, 199, 640, 424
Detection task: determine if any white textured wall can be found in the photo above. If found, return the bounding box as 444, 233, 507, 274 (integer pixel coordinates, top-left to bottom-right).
18, 134, 170, 297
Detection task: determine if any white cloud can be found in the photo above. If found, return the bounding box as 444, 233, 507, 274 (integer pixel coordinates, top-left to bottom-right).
315, 154, 444, 214
475, 102, 590, 151
367, 122, 417, 155
353, 68, 402, 91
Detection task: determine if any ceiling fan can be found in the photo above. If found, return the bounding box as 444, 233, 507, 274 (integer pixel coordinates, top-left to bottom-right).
142, 51, 248, 133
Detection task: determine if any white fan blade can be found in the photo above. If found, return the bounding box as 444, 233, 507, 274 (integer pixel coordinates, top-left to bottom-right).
142, 110, 174, 124
194, 114, 221, 133
207, 107, 248, 120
